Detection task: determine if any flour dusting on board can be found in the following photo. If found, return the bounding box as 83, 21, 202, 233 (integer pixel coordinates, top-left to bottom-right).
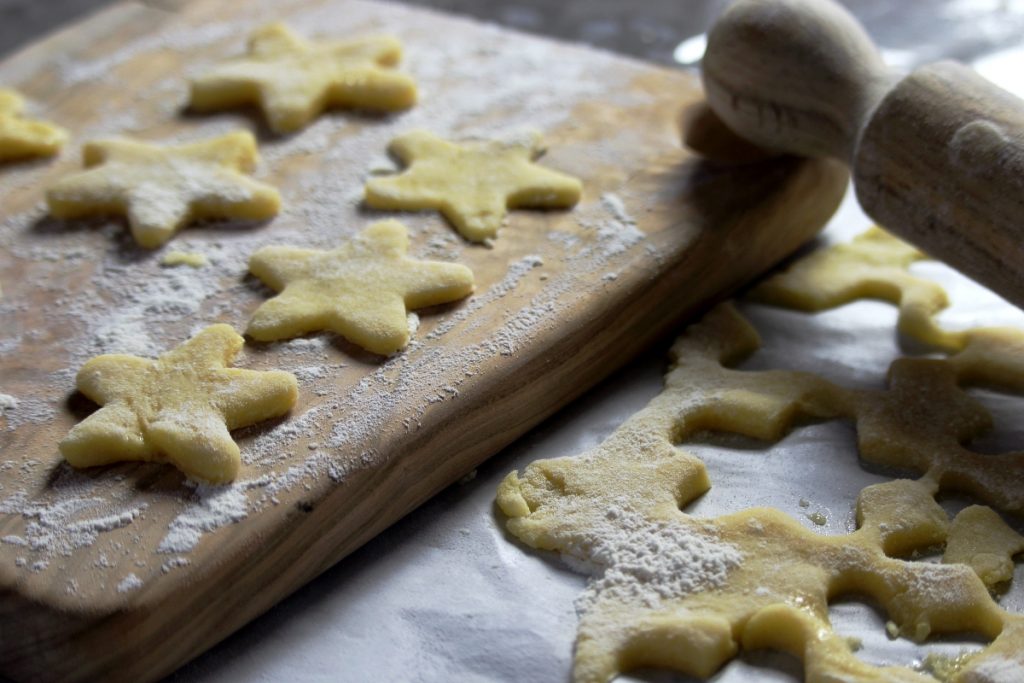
0, 0, 659, 593
587, 193, 644, 258
0, 394, 17, 414
0, 467, 148, 556
116, 573, 143, 594
158, 484, 250, 553
56, 22, 245, 87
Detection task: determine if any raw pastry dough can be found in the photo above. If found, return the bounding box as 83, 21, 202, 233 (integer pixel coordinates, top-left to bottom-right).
190, 23, 417, 134
944, 505, 1024, 587
0, 88, 65, 161
753, 227, 1024, 390
364, 130, 583, 242
160, 251, 208, 268
46, 131, 280, 248
60, 324, 298, 484
497, 230, 1024, 683
751, 227, 962, 351
247, 219, 474, 355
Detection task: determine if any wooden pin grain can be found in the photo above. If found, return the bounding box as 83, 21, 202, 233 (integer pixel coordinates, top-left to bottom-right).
700, 0, 1024, 308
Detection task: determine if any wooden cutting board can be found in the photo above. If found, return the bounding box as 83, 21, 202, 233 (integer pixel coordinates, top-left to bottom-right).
0, 1, 848, 680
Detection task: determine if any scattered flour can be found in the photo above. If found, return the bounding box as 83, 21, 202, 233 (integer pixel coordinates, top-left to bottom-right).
565, 505, 742, 615
161, 556, 191, 573
425, 255, 544, 341
278, 336, 332, 355
600, 193, 633, 226
0, 397, 57, 431
116, 573, 143, 594
292, 365, 330, 383
576, 193, 645, 260
56, 21, 245, 86
157, 484, 250, 554
89, 316, 158, 358
0, 485, 146, 557
0, 0, 657, 590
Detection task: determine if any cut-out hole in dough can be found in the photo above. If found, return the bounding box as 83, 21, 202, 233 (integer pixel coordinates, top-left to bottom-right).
684, 422, 887, 537
828, 595, 985, 672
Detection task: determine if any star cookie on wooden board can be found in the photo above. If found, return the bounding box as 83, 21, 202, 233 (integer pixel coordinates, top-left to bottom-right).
0, 88, 66, 162
45, 131, 281, 248
247, 219, 474, 355
190, 23, 418, 134
60, 324, 298, 484
364, 130, 583, 243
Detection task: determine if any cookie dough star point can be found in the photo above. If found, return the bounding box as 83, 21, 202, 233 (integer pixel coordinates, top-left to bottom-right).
247, 220, 474, 355
190, 23, 417, 134
45, 131, 281, 248
0, 88, 66, 162
60, 324, 298, 484
364, 130, 582, 243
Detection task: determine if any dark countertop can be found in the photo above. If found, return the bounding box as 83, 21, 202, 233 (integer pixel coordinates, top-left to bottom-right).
4, 0, 1024, 68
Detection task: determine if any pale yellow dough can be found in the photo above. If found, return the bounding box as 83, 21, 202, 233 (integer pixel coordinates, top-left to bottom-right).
46, 131, 281, 249
0, 88, 66, 162
753, 227, 970, 353
189, 23, 417, 134
498, 228, 1024, 683
364, 130, 583, 243
161, 251, 208, 268
247, 219, 474, 355
60, 324, 298, 484
944, 505, 1024, 587
753, 227, 1024, 391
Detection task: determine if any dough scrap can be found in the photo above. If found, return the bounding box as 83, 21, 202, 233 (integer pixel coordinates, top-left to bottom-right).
750, 227, 950, 346
364, 130, 583, 242
497, 229, 1024, 682
944, 505, 1024, 587
161, 251, 208, 268
60, 324, 298, 484
753, 227, 1024, 394
0, 88, 66, 162
46, 131, 280, 248
247, 219, 474, 355
189, 23, 417, 134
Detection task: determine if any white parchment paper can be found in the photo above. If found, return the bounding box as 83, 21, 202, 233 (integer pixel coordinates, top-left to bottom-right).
167, 33, 1024, 683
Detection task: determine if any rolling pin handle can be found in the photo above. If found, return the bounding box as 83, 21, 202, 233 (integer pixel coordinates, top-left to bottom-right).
701, 0, 1024, 309
854, 61, 1024, 305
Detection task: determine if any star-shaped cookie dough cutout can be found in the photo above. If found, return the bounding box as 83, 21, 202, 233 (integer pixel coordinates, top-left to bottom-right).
364, 130, 583, 243
190, 23, 418, 134
46, 131, 281, 248
0, 88, 66, 162
247, 220, 474, 355
60, 324, 298, 484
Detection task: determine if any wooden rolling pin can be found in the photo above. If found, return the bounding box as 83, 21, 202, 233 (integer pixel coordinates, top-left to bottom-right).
696, 0, 1024, 308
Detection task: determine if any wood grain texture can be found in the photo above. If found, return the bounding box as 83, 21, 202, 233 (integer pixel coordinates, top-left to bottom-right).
0, 1, 848, 681
855, 61, 1024, 307
701, 0, 1024, 310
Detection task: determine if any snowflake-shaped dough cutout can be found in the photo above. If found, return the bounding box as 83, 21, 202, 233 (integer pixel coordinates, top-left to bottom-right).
498, 303, 1024, 683
60, 324, 298, 484
364, 130, 583, 243
190, 23, 417, 134
0, 88, 66, 162
247, 219, 474, 355
45, 131, 281, 248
